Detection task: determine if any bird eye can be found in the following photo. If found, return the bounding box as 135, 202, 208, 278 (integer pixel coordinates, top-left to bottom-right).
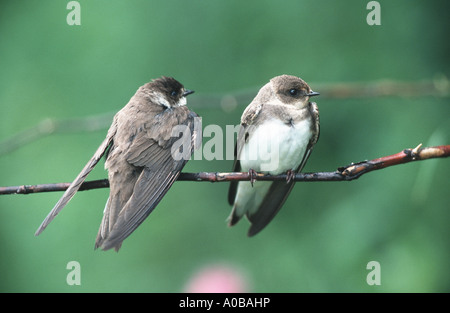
171, 91, 178, 97
289, 88, 298, 96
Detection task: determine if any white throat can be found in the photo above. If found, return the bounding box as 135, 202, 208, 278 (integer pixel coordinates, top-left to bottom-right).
177, 96, 187, 107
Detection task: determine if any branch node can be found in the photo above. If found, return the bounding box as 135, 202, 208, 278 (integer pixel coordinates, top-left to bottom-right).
412, 143, 423, 154
404, 143, 423, 161
17, 185, 27, 194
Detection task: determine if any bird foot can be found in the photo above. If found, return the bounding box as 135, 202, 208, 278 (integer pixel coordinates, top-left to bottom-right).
248, 169, 257, 187
286, 170, 296, 183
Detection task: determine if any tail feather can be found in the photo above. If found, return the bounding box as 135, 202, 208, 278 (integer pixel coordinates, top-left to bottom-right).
227, 204, 242, 227
35, 135, 113, 236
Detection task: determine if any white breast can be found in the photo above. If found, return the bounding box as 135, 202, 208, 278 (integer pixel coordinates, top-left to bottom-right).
239, 118, 311, 175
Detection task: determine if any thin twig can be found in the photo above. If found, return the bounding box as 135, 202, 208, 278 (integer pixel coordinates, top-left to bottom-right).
1, 78, 449, 156
0, 112, 115, 156
0, 144, 448, 195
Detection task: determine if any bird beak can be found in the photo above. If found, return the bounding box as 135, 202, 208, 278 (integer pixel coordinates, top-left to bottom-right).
307, 91, 320, 97
183, 89, 195, 97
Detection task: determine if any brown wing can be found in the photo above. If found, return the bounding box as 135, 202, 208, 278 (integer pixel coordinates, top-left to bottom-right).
227, 124, 246, 205
228, 100, 263, 206
95, 109, 198, 251
35, 119, 117, 236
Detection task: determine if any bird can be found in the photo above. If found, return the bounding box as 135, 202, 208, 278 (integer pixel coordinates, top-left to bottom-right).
228, 74, 320, 236
35, 76, 200, 251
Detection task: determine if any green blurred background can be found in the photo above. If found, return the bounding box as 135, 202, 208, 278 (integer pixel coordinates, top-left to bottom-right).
0, 0, 449, 292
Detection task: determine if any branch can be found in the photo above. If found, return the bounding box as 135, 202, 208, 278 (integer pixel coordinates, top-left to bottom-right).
0, 144, 448, 195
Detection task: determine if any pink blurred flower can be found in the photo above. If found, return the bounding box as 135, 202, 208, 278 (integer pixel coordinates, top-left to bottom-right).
184, 264, 249, 293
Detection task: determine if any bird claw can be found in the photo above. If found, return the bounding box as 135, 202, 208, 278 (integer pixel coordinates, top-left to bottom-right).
249, 169, 257, 187
286, 170, 295, 183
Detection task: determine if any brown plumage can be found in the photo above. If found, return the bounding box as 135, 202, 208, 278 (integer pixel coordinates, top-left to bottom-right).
35, 77, 199, 251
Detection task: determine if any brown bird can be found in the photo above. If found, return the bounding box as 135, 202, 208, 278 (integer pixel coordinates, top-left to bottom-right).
228, 75, 320, 236
35, 77, 200, 251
